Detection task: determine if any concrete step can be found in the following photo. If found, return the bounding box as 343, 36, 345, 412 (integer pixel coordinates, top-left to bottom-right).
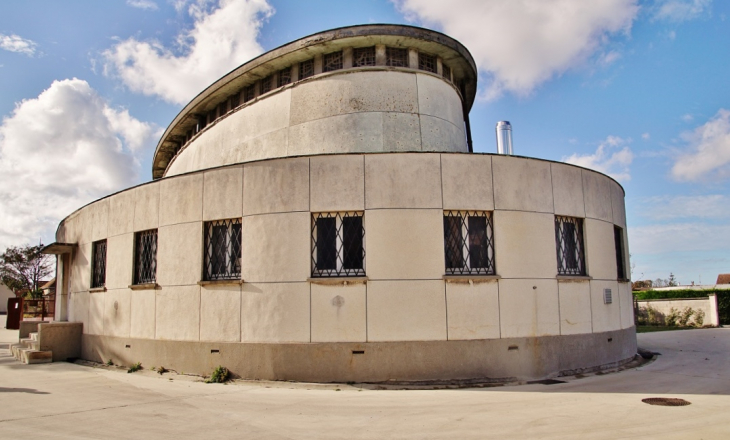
18, 348, 52, 364
19, 338, 40, 350
29, 332, 39, 341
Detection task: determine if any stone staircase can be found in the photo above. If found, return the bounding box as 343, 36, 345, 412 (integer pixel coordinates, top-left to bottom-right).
11, 332, 52, 364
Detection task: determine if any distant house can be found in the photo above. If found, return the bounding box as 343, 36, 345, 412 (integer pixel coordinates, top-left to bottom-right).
718, 274, 730, 285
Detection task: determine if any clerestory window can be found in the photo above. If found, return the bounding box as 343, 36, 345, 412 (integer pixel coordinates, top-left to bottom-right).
386, 47, 408, 67
555, 216, 586, 276
323, 51, 343, 72
311, 212, 365, 277
443, 211, 495, 275
353, 46, 376, 67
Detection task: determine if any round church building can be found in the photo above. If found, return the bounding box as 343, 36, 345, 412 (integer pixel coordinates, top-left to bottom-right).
49, 24, 636, 383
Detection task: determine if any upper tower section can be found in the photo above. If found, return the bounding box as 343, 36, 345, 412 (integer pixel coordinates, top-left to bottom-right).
153, 24, 478, 179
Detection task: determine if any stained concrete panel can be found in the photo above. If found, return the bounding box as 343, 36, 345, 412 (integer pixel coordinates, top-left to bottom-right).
311, 283, 367, 342
493, 156, 554, 213
203, 166, 243, 221
159, 173, 203, 226
310, 155, 365, 212
108, 188, 137, 237
105, 233, 133, 290
289, 71, 418, 125
365, 209, 444, 280
88, 292, 104, 335
241, 212, 310, 283
130, 289, 156, 339
583, 170, 613, 222
70, 243, 91, 294
288, 112, 383, 157
156, 285, 201, 341
416, 73, 463, 127
241, 282, 310, 343
89, 199, 109, 242
419, 115, 466, 152
585, 218, 618, 281
236, 128, 289, 164
441, 154, 493, 210
445, 280, 500, 340
618, 282, 634, 329
551, 163, 585, 217
365, 154, 442, 209
499, 279, 560, 338
383, 112, 421, 151
493, 211, 556, 279
166, 147, 193, 177
200, 284, 242, 342
558, 280, 592, 335
610, 181, 627, 228
157, 222, 202, 286
243, 157, 309, 216
68, 291, 89, 329
103, 289, 131, 338
367, 280, 447, 342
590, 280, 621, 333
133, 183, 160, 232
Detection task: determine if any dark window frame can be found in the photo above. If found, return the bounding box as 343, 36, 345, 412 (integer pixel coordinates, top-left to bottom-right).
614, 226, 626, 280
386, 47, 408, 67
133, 229, 158, 285
299, 59, 314, 80
278, 67, 292, 87
203, 218, 242, 281
443, 211, 496, 275
353, 46, 376, 67
91, 239, 107, 288
419, 52, 437, 73
555, 216, 586, 276
311, 212, 365, 277
323, 51, 343, 72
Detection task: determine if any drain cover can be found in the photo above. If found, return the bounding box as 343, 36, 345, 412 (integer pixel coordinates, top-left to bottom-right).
642, 397, 691, 406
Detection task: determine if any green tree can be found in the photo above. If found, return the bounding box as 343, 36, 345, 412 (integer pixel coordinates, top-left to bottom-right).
668, 272, 678, 287
0, 244, 53, 295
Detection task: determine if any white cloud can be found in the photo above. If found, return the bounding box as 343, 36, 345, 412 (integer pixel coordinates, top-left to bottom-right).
671, 108, 730, 181
127, 0, 158, 10
681, 113, 693, 122
0, 79, 157, 249
639, 194, 730, 220
630, 222, 730, 255
563, 135, 634, 181
393, 0, 639, 100
103, 0, 273, 105
651, 0, 712, 22
642, 132, 650, 140
0, 33, 38, 56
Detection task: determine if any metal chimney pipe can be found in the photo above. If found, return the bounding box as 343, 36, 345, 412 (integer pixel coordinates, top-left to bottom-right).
496, 121, 513, 155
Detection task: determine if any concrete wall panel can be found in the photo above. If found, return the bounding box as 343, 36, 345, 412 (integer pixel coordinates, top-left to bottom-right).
157, 222, 202, 286
90, 199, 109, 242
445, 280, 500, 340
365, 154, 442, 209
551, 163, 585, 217
236, 128, 289, 164
243, 157, 309, 216
130, 289, 156, 339
68, 291, 89, 330
365, 209, 444, 280
159, 173, 203, 226
583, 170, 613, 222
493, 156, 554, 213
367, 280, 446, 342
590, 280, 621, 333
289, 112, 384, 157
311, 283, 367, 342
203, 166, 243, 221
383, 112, 421, 151
108, 188, 137, 237
88, 292, 104, 335
416, 73, 463, 128
585, 218, 617, 281
70, 243, 91, 293
558, 281, 592, 335
200, 284, 242, 342
241, 212, 310, 283
133, 184, 160, 232
241, 282, 310, 342
610, 181, 627, 228
419, 115, 465, 152
156, 285, 201, 341
106, 233, 133, 290
493, 211, 556, 279
499, 279, 560, 338
103, 289, 131, 338
310, 155, 365, 212
441, 153, 493, 210
618, 282, 634, 329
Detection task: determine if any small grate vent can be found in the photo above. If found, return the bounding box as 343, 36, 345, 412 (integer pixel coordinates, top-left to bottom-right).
642, 398, 691, 406
299, 59, 314, 79
386, 47, 408, 67
353, 46, 376, 67
604, 288, 613, 304
419, 52, 437, 73
323, 51, 343, 72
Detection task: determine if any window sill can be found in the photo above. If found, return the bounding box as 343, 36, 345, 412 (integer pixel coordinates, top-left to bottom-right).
308, 277, 368, 286
617, 278, 631, 283
198, 279, 243, 286
556, 275, 592, 282
89, 287, 107, 293
129, 283, 159, 291
443, 275, 500, 284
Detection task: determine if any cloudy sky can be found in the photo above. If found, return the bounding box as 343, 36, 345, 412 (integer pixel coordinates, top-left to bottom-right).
1, 0, 728, 285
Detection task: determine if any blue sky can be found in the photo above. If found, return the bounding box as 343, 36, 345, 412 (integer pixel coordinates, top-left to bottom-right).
1, 0, 728, 285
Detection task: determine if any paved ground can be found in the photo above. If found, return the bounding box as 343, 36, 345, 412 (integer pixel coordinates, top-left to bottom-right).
1, 316, 728, 439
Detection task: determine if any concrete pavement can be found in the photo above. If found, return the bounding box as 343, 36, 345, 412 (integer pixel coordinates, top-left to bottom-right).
0, 318, 728, 439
